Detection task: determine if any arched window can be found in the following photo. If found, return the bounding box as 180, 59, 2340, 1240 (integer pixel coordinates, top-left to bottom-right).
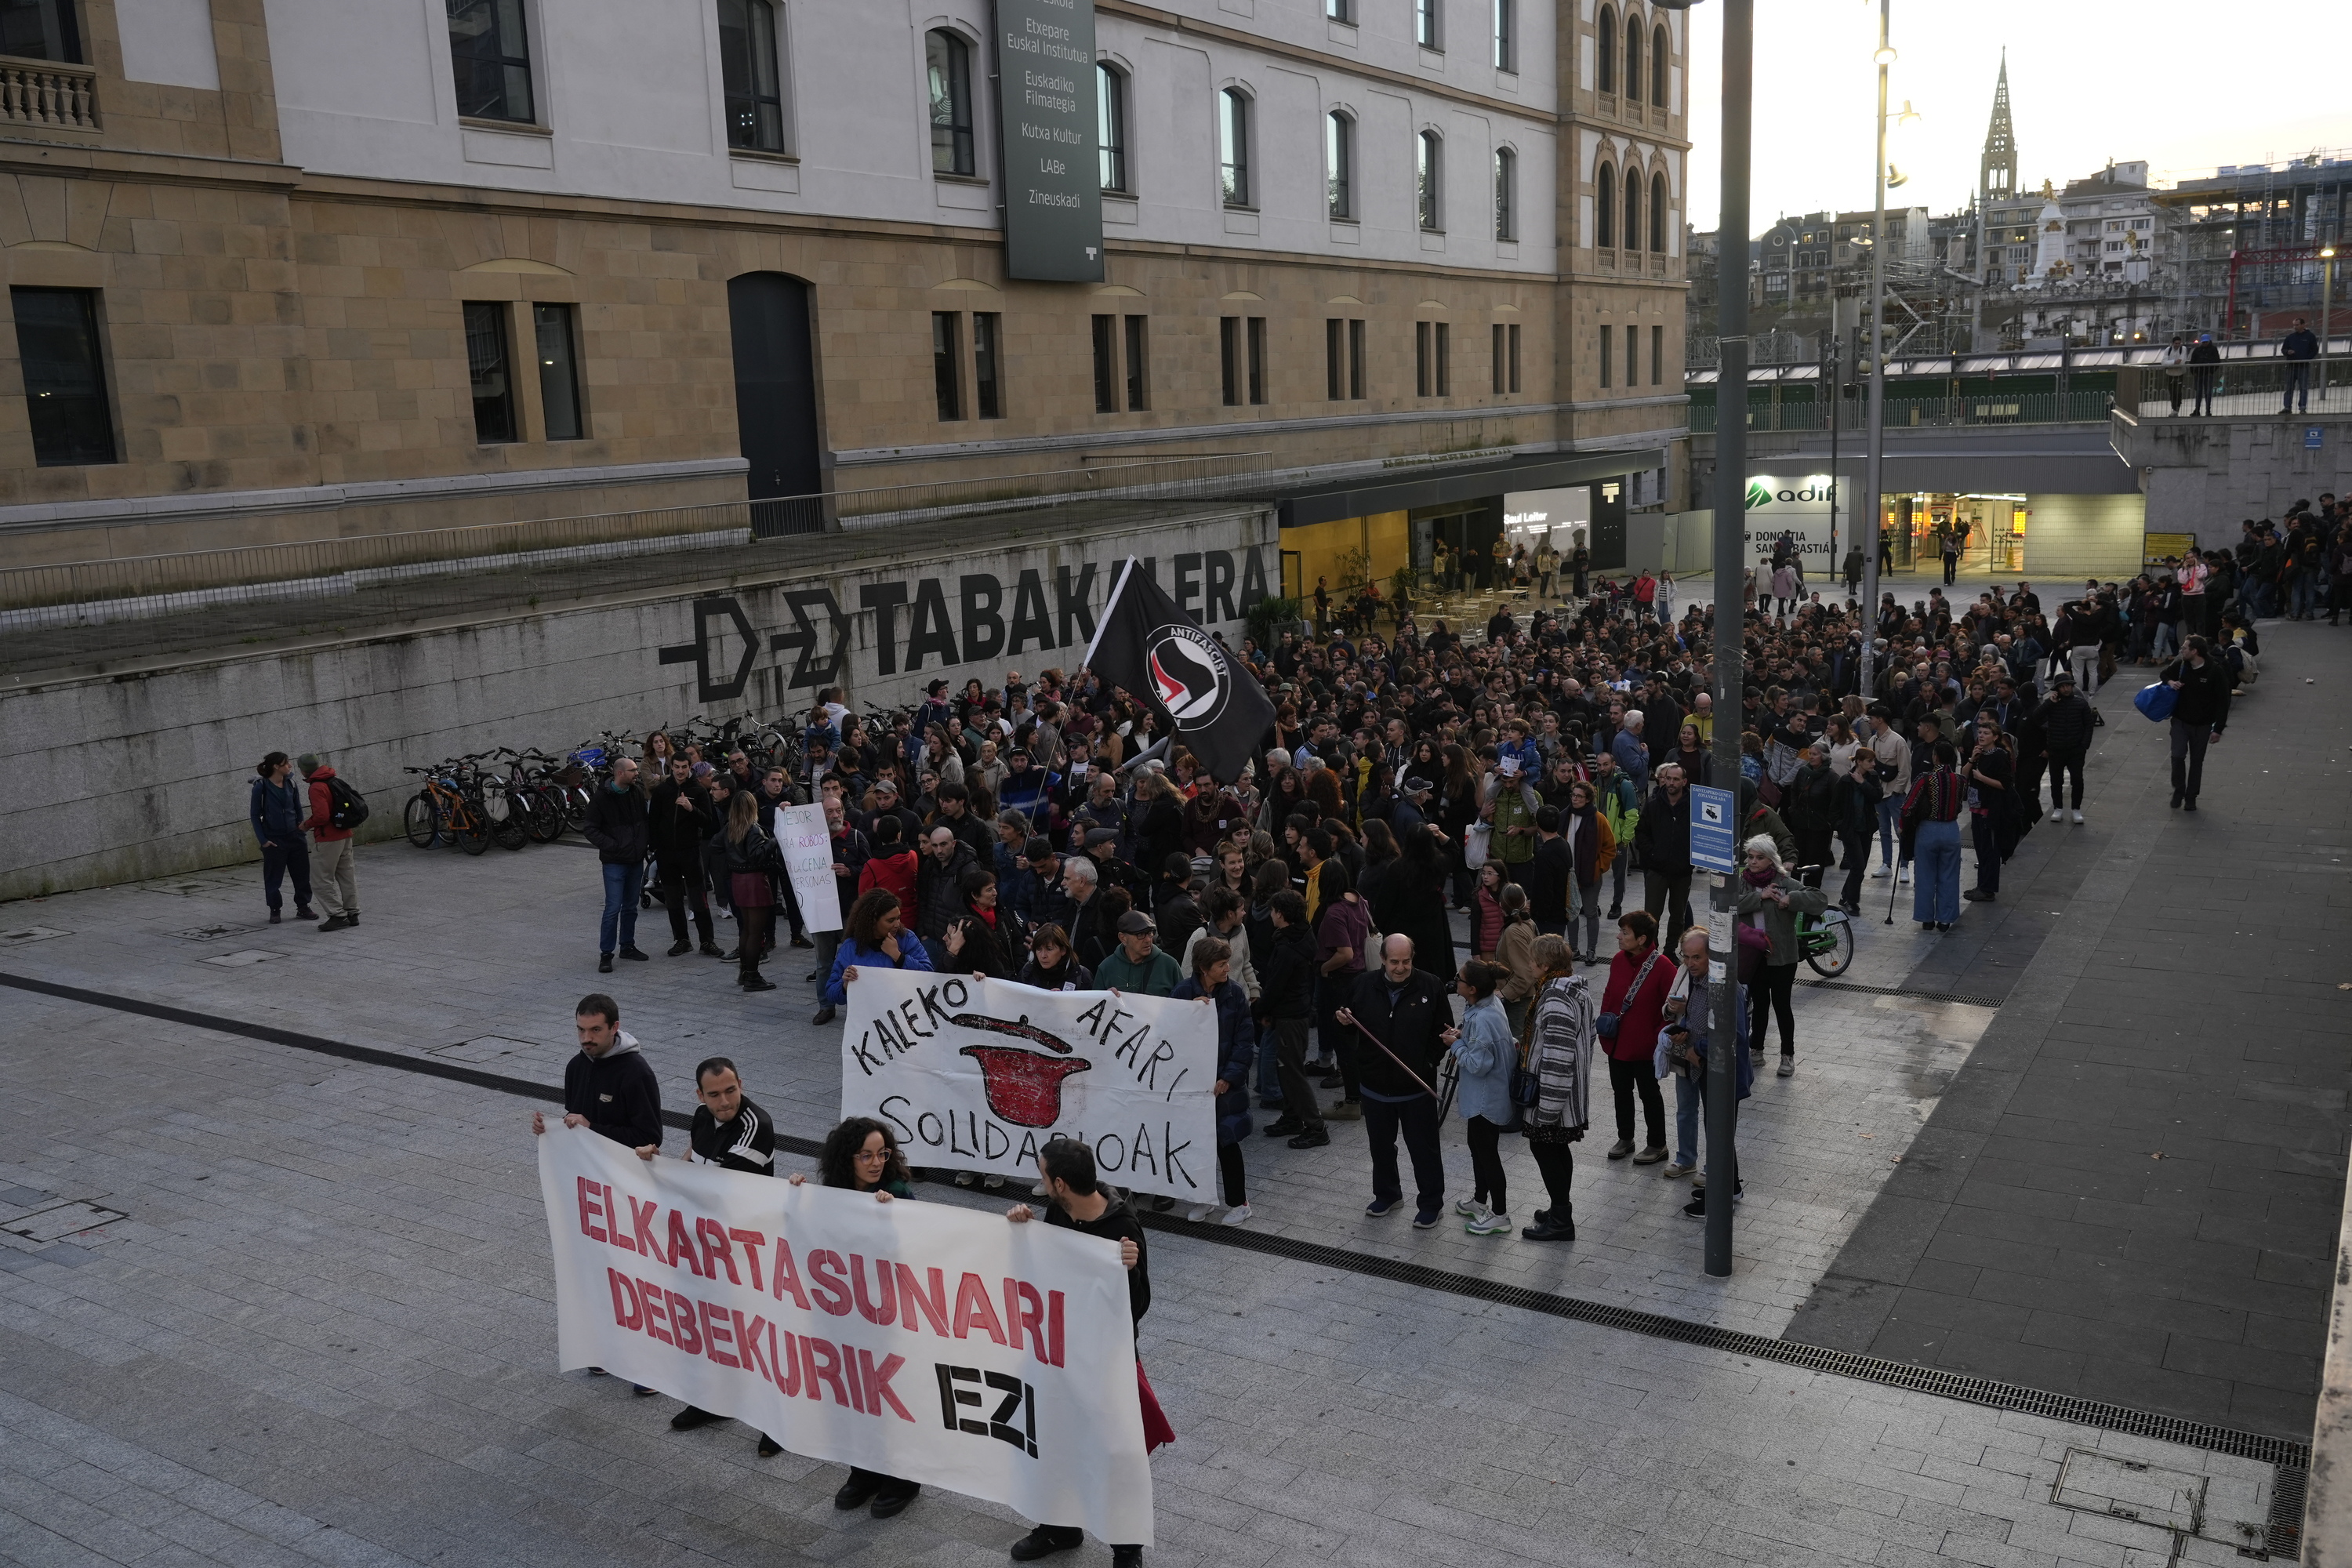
1595, 163, 1615, 248
1494, 146, 1516, 241
1327, 110, 1355, 219
1098, 64, 1129, 191
1623, 18, 1642, 108
1650, 171, 1668, 252
1652, 23, 1669, 106
1596, 5, 1615, 94
1624, 165, 1642, 252
718, 0, 786, 152
1417, 129, 1443, 230
1220, 88, 1252, 206
925, 30, 973, 176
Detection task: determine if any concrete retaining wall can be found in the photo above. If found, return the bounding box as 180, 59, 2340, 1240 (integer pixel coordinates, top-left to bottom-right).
2125, 412, 2352, 539
0, 506, 1275, 902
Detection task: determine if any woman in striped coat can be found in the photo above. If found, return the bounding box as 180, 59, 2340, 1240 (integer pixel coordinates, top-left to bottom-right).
1519, 935, 1595, 1243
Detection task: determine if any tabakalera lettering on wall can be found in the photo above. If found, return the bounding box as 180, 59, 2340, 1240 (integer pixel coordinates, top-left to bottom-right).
658, 546, 1271, 704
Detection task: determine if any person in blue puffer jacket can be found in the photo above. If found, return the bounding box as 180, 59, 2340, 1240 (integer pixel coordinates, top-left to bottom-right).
1448, 959, 1518, 1236
1171, 935, 1255, 1226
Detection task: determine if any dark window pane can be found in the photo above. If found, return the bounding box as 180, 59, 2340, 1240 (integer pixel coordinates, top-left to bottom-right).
1436, 322, 1450, 397
1415, 321, 1429, 397
1123, 314, 1148, 411
1493, 323, 1506, 395
1597, 5, 1614, 93
1599, 324, 1612, 389
1509, 324, 1521, 393
1597, 165, 1614, 248
927, 31, 973, 176
0, 0, 82, 63
973, 312, 1002, 419
448, 0, 534, 123
1326, 318, 1344, 401
534, 303, 583, 440
931, 310, 962, 421
463, 300, 517, 443
12, 287, 114, 466
1247, 317, 1266, 405
1092, 314, 1117, 412
1097, 65, 1126, 192
719, 0, 786, 152
1220, 316, 1240, 407
1347, 319, 1365, 399
1326, 113, 1351, 219
1220, 90, 1249, 207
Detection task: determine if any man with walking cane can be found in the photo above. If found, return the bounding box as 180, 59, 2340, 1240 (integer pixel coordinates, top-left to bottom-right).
1334, 935, 1453, 1229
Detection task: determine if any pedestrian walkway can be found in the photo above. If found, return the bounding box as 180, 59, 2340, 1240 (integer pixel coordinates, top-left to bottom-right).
1795, 615, 2352, 1440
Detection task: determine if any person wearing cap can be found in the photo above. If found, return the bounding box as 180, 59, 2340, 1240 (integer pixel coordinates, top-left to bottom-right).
916, 677, 953, 739
1095, 909, 1181, 997
1080, 826, 1140, 898
2038, 669, 2094, 823
297, 753, 360, 931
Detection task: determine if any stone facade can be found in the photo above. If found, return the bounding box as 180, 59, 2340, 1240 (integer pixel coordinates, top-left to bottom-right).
0, 0, 1690, 568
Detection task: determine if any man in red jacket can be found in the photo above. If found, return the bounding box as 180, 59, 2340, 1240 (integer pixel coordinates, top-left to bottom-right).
299, 753, 359, 931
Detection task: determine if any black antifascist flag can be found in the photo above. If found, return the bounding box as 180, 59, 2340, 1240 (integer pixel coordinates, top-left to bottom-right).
1083, 558, 1275, 785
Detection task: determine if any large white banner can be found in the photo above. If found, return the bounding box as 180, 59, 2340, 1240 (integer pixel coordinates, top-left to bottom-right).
538, 1124, 1152, 1542
841, 971, 1219, 1202
779, 802, 842, 934
1744, 473, 1838, 569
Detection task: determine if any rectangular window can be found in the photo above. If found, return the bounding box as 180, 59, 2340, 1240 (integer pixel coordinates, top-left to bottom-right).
1494, 147, 1515, 241
973, 312, 1003, 419
1508, 324, 1522, 392
1092, 314, 1118, 412
532, 302, 584, 440
1097, 64, 1128, 192
1492, 324, 1507, 394
12, 287, 114, 466
1247, 317, 1267, 405
718, 0, 786, 152
1415, 321, 1431, 397
1327, 112, 1353, 220
1625, 324, 1638, 389
448, 0, 535, 125
1493, 0, 1514, 70
1220, 316, 1241, 407
1220, 89, 1250, 208
927, 30, 975, 176
1435, 322, 1450, 396
1327, 0, 1350, 19
0, 0, 82, 62
1122, 314, 1149, 411
1348, 318, 1366, 399
1599, 324, 1613, 390
1416, 0, 1440, 49
1650, 325, 1664, 387
1327, 318, 1345, 401
463, 300, 518, 443
931, 311, 964, 420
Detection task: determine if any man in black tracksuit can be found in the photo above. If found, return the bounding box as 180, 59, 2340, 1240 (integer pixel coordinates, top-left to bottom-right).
2039, 672, 2096, 821
667, 1056, 784, 1455
1336, 936, 1451, 1225
1255, 891, 1325, 1147
2161, 636, 2232, 811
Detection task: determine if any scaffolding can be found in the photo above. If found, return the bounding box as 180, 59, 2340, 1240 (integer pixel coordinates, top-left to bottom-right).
2158, 153, 2351, 339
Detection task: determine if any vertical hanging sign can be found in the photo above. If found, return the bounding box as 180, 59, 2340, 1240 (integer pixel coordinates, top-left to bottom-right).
993, 0, 1105, 282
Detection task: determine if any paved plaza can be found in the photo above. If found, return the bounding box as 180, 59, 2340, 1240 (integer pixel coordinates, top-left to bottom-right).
1, 614, 2347, 1567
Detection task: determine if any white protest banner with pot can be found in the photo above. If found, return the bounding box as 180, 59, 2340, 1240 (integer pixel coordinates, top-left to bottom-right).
537, 1123, 1152, 1543
840, 971, 1218, 1201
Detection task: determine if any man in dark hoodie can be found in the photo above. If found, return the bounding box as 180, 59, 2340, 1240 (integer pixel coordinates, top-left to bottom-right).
582, 757, 652, 974
534, 993, 661, 1395
665, 1056, 784, 1457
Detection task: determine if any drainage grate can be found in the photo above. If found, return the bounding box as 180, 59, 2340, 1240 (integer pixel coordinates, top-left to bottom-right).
1801, 978, 2006, 1007
0, 967, 2308, 1474
2270, 1466, 2307, 1559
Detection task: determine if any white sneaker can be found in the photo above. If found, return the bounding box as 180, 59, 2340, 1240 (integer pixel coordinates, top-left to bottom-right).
982, 1174, 1005, 1190
1870, 866, 1890, 879
2071, 808, 2084, 823
1898, 866, 1911, 884
1454, 1199, 1481, 1218
1466, 1210, 1513, 1236
1185, 1203, 1216, 1222
1219, 1204, 1252, 1225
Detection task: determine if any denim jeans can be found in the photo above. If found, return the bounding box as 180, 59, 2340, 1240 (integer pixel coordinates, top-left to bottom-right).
261, 837, 311, 913
1911, 818, 1962, 924
2285, 361, 2311, 411
2150, 620, 2180, 661
1876, 795, 1904, 867
599, 861, 644, 955
1673, 1070, 1701, 1165
2292, 576, 2318, 619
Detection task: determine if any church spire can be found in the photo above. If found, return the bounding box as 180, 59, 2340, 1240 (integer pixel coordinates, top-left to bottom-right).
1980, 52, 2017, 200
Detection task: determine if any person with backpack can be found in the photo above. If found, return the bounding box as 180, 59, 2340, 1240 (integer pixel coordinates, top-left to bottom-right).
298, 752, 363, 931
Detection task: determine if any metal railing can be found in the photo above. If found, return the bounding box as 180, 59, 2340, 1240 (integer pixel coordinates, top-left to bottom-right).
752, 450, 1276, 536
1689, 390, 2114, 434
0, 451, 1282, 620
2128, 355, 2350, 419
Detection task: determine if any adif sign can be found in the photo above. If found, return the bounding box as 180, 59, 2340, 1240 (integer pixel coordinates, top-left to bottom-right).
1743, 475, 1837, 568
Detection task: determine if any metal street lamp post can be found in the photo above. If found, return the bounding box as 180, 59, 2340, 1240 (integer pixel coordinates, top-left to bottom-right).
1854, 0, 1895, 702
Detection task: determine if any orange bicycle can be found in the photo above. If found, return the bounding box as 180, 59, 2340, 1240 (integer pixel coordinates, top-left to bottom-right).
403, 764, 492, 855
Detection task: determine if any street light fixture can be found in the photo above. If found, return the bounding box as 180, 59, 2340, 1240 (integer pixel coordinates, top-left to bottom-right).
1855, 0, 1897, 705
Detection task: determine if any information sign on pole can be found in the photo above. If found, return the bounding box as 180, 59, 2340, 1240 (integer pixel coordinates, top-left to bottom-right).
1690, 784, 1738, 875
993, 0, 1105, 282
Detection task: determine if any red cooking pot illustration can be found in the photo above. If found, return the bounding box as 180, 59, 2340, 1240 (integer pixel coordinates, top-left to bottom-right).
954, 1013, 1091, 1127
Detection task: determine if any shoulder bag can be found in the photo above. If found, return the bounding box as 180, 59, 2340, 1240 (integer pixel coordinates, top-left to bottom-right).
1595, 949, 1661, 1042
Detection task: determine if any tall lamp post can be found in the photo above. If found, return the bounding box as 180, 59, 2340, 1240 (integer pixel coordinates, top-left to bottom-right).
1653, 0, 1744, 1277
1853, 0, 1896, 702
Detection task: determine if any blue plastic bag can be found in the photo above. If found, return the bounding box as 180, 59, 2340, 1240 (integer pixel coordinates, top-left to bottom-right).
2133, 681, 2177, 723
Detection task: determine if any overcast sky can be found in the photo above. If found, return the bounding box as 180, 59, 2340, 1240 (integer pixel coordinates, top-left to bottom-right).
1682, 0, 2352, 232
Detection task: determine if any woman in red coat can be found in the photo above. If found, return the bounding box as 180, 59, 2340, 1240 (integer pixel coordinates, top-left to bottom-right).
1597, 909, 1675, 1162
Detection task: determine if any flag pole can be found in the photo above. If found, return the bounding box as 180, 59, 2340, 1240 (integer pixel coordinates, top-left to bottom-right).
1079, 556, 1139, 673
